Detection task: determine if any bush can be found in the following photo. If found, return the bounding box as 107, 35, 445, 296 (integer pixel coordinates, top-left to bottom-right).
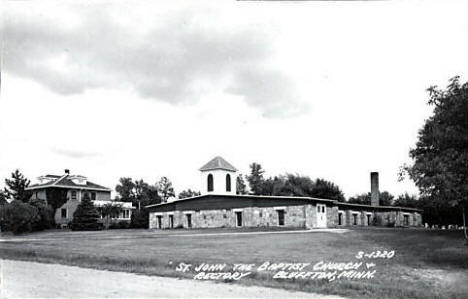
0, 200, 40, 234
109, 221, 130, 229
130, 209, 149, 228
30, 198, 55, 231
71, 196, 101, 231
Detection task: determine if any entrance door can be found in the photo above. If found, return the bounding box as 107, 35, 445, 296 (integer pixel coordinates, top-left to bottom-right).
316, 204, 327, 228
235, 211, 243, 227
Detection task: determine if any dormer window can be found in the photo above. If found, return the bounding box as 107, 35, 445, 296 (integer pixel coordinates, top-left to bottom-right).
207, 174, 214, 192
226, 174, 231, 192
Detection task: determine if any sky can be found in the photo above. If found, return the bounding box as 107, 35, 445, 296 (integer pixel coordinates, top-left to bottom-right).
1, 0, 467, 199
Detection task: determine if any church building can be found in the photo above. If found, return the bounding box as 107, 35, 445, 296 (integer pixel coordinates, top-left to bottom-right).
146, 156, 422, 229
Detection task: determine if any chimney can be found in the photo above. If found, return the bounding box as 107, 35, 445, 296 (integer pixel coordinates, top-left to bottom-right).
64, 169, 70, 175
371, 172, 379, 206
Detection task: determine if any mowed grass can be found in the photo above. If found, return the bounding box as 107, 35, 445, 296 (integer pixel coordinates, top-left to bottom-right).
1, 227, 467, 299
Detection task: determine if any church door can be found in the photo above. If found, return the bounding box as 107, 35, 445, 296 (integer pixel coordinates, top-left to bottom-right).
316, 204, 327, 228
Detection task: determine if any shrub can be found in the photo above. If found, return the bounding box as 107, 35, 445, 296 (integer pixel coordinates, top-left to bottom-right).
109, 221, 130, 229
71, 196, 101, 231
130, 209, 149, 228
30, 198, 55, 231
0, 200, 40, 234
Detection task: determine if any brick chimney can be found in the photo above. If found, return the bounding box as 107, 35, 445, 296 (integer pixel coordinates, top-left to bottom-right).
371, 172, 379, 206
64, 169, 70, 175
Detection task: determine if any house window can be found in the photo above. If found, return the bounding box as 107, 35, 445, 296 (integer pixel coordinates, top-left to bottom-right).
157, 215, 162, 228
186, 214, 192, 228
207, 174, 214, 192
277, 210, 285, 226
353, 214, 358, 225
61, 208, 67, 218
91, 192, 96, 200
404, 214, 409, 226
125, 210, 130, 218
169, 215, 174, 228
71, 191, 77, 200
235, 211, 243, 227
226, 174, 231, 192
338, 213, 343, 226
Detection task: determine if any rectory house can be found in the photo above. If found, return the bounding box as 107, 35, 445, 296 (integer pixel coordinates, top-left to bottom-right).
26, 170, 133, 227
146, 156, 423, 229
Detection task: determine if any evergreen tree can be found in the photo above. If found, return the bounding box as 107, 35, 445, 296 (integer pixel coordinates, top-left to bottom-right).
71, 194, 101, 231
4, 169, 32, 203
246, 163, 265, 195
236, 175, 247, 195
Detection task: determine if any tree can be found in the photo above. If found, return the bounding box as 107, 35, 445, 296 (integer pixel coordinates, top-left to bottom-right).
178, 189, 201, 199
0, 190, 8, 205
310, 178, 345, 201
99, 203, 122, 229
394, 193, 419, 208
71, 194, 101, 231
116, 178, 161, 210
246, 163, 265, 195
115, 177, 135, 202
4, 169, 32, 203
348, 191, 394, 206
400, 77, 468, 244
236, 175, 248, 195
157, 177, 175, 203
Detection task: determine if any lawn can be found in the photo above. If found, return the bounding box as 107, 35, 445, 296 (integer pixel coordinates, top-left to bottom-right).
1, 227, 467, 299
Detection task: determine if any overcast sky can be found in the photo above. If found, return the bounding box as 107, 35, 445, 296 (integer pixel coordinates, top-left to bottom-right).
1, 0, 467, 199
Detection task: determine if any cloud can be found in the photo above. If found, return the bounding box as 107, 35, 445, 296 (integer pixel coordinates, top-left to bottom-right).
2, 4, 306, 117
52, 148, 101, 159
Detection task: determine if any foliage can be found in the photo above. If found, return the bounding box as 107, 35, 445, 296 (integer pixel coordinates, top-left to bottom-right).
116, 177, 161, 209
130, 208, 149, 229
71, 194, 101, 231
0, 200, 39, 234
109, 221, 130, 229
0, 190, 8, 205
4, 169, 32, 203
348, 191, 394, 206
156, 177, 175, 203
178, 189, 201, 199
400, 76, 468, 243
236, 175, 247, 195
393, 193, 419, 208
246, 163, 265, 195
115, 177, 135, 202
309, 178, 345, 201
98, 203, 123, 229
45, 188, 69, 210
29, 198, 55, 230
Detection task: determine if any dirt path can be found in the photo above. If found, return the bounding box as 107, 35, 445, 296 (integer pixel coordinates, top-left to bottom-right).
1, 259, 346, 298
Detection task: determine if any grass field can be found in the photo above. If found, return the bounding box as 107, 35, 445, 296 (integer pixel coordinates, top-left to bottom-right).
1, 227, 467, 299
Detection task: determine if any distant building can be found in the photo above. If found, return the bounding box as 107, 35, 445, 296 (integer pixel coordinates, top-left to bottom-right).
146, 156, 422, 229
26, 170, 133, 227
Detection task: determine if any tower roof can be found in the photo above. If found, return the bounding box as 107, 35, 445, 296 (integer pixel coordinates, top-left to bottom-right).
199, 156, 237, 172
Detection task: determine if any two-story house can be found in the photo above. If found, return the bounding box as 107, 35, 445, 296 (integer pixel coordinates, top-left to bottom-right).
27, 170, 133, 227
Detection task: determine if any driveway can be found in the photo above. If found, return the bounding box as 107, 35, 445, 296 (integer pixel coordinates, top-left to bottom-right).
1, 259, 346, 298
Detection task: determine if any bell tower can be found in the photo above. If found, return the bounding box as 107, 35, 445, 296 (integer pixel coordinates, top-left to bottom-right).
199, 156, 237, 195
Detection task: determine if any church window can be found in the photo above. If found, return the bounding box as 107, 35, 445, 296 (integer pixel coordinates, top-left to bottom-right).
226, 174, 231, 192
207, 174, 214, 192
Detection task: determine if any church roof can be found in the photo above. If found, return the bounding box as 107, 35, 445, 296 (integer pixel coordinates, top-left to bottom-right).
199, 156, 237, 172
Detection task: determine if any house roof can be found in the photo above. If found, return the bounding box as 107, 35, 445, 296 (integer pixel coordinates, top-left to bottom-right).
199, 156, 237, 172
26, 174, 111, 191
